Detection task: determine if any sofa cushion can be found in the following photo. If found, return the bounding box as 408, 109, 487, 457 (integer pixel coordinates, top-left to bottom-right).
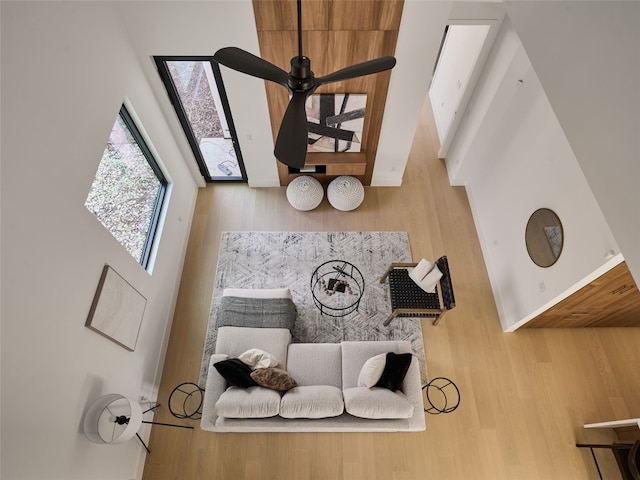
238, 348, 281, 369
280, 385, 344, 419
214, 358, 257, 388
251, 367, 297, 392
215, 327, 291, 365
286, 343, 342, 387
357, 353, 387, 388
375, 352, 413, 391
343, 387, 414, 419
215, 386, 281, 418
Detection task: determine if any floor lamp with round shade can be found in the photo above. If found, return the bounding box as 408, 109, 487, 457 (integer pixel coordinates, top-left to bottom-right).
83, 393, 193, 453
84, 394, 143, 445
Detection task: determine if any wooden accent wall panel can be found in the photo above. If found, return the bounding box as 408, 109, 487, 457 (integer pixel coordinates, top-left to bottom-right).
524, 261, 640, 328
252, 0, 403, 186
615, 426, 640, 442
329, 1, 404, 31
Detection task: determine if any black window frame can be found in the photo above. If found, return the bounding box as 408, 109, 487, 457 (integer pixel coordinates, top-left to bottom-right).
154, 56, 247, 182
117, 104, 168, 269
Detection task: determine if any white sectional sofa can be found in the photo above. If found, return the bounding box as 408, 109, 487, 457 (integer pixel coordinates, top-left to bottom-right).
200, 325, 426, 432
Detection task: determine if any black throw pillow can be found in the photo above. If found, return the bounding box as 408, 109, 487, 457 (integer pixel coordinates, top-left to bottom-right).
374, 352, 412, 391
214, 358, 257, 388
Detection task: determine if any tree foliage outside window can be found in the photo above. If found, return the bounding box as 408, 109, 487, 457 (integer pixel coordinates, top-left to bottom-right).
85, 105, 167, 268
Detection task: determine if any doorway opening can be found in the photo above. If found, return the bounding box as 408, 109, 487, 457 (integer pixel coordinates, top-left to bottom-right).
429, 23, 496, 158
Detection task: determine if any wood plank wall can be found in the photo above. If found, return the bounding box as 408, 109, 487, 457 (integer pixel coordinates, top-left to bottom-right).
252, 0, 404, 185
524, 261, 640, 328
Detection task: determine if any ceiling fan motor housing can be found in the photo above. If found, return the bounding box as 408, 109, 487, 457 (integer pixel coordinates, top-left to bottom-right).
288, 56, 315, 91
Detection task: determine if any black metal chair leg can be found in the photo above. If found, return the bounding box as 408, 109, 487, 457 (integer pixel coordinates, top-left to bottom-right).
577, 444, 604, 480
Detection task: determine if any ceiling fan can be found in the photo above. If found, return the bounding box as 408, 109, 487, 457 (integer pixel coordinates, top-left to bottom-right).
213, 0, 397, 169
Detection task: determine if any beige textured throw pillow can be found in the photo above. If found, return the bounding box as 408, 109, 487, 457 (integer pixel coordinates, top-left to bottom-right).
250, 367, 297, 392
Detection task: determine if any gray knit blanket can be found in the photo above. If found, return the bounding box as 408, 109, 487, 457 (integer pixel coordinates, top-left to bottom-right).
216, 296, 297, 330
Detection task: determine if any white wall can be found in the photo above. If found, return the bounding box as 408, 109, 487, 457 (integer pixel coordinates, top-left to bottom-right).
372, 0, 452, 186
2, 2, 278, 477
373, 1, 504, 186
2, 0, 636, 477
1, 2, 199, 479
429, 25, 491, 150
504, 1, 640, 290
445, 17, 620, 330
115, 1, 278, 188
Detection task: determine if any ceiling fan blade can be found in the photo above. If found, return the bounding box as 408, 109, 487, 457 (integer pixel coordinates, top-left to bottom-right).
315, 56, 396, 87
213, 47, 289, 87
274, 91, 309, 169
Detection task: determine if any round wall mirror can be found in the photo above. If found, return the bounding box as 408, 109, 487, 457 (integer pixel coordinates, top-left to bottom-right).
525, 208, 564, 267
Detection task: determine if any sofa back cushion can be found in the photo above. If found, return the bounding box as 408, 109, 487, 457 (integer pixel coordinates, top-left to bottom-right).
341, 341, 412, 390
215, 327, 291, 366
286, 343, 342, 387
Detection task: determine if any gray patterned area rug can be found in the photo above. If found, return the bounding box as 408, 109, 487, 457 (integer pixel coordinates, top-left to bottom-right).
200, 231, 426, 384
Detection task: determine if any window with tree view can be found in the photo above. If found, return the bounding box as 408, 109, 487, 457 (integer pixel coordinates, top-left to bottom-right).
155, 57, 246, 181
85, 105, 168, 269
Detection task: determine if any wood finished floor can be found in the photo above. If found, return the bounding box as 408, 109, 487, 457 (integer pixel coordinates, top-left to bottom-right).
142, 99, 640, 480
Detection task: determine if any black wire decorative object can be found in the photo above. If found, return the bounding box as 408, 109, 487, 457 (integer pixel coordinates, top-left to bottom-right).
423, 377, 460, 414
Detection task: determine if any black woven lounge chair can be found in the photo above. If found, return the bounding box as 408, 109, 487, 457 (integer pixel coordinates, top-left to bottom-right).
379, 256, 456, 327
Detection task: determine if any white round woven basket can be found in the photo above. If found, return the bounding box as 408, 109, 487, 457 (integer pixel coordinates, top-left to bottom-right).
327, 176, 364, 211
286, 175, 324, 211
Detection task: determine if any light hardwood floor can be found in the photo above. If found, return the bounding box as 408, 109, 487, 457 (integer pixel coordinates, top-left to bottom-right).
142, 98, 640, 479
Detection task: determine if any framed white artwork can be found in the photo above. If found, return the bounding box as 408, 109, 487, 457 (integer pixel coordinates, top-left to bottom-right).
86, 265, 147, 351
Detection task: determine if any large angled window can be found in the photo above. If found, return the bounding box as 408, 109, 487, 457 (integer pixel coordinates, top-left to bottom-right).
85, 105, 168, 269
155, 57, 247, 182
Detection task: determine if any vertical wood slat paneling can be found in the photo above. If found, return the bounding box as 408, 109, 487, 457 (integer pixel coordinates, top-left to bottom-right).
328, 0, 404, 31
253, 0, 329, 31
253, 0, 403, 185
252, 1, 404, 32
